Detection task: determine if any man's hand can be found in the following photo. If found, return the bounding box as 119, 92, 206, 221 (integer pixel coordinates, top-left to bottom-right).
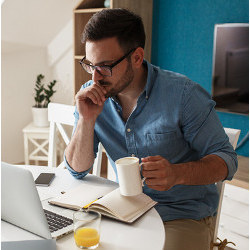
141, 155, 181, 191
75, 82, 107, 121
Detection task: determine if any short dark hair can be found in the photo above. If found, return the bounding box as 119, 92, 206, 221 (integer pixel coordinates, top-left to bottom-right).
81, 8, 145, 52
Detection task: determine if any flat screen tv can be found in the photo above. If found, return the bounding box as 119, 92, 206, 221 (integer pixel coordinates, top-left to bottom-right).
212, 23, 249, 114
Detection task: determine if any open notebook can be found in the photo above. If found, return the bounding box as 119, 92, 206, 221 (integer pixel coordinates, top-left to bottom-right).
49, 183, 157, 223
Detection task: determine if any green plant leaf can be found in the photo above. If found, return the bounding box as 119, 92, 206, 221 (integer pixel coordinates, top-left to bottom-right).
34, 74, 57, 108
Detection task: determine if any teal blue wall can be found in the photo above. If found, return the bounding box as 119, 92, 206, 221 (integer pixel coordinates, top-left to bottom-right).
151, 0, 249, 156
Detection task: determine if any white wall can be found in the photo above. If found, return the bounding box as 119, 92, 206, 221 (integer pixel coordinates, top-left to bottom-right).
1, 44, 51, 163
47, 20, 74, 105
1, 33, 75, 164
1, 0, 77, 164
1, 24, 75, 164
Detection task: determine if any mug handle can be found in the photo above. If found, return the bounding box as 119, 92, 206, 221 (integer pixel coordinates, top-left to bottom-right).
139, 163, 146, 187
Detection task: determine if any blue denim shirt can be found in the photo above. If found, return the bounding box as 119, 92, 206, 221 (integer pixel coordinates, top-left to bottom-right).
65, 60, 237, 222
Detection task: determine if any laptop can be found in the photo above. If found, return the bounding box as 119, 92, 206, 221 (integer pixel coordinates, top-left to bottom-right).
1, 162, 74, 239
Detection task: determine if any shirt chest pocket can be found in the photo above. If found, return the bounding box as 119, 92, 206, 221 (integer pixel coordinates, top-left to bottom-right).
146, 132, 179, 160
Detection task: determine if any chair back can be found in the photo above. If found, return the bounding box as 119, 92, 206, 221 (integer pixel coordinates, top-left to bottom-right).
213, 127, 241, 245
47, 103, 103, 176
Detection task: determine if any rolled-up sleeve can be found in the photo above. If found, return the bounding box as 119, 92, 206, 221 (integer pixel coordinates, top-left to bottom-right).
212, 152, 237, 180
181, 81, 238, 180
64, 153, 90, 179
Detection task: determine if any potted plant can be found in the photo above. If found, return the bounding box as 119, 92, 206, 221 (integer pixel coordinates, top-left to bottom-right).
32, 74, 57, 127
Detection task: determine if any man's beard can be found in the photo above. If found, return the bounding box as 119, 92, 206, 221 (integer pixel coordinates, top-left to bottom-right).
98, 61, 134, 98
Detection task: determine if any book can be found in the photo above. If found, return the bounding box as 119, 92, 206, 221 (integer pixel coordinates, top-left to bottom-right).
48, 183, 157, 223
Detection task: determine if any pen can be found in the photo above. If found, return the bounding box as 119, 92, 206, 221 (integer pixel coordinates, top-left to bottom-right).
83, 196, 103, 209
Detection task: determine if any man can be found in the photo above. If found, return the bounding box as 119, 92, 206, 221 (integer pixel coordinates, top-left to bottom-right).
65, 8, 237, 250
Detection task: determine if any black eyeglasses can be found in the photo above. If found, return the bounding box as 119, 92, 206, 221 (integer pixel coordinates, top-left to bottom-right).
79, 48, 136, 77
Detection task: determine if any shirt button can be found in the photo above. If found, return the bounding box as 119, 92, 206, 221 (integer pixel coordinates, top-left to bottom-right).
127, 128, 131, 132
146, 96, 149, 99
131, 154, 135, 157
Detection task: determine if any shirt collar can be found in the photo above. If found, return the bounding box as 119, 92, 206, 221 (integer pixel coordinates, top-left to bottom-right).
143, 60, 156, 98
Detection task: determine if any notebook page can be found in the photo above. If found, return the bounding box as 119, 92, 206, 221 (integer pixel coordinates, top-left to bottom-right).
91, 188, 157, 221
49, 182, 116, 209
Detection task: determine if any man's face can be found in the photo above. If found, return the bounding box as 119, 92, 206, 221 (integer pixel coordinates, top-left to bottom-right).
85, 37, 135, 98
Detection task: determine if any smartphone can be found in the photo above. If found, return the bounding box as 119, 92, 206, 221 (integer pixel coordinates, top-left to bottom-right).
35, 173, 55, 186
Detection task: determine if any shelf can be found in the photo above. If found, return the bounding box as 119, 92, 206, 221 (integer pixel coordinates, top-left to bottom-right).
75, 55, 84, 60
74, 12, 96, 55
74, 58, 91, 94
75, 0, 105, 10
74, 8, 105, 14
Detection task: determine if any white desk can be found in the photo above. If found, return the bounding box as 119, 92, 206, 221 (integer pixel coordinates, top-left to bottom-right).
2, 166, 165, 250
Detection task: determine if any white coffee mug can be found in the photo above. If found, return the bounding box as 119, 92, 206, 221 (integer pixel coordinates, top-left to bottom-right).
115, 157, 144, 196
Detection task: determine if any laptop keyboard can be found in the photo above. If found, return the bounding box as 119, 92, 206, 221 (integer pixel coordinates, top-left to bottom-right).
44, 209, 73, 232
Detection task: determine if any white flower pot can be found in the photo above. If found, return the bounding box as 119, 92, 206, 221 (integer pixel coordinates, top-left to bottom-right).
32, 107, 49, 127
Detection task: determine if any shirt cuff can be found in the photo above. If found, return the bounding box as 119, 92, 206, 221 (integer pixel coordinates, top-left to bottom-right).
212, 152, 238, 181
64, 153, 90, 179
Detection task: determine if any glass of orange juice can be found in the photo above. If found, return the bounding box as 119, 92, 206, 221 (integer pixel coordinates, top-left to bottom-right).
73, 210, 101, 249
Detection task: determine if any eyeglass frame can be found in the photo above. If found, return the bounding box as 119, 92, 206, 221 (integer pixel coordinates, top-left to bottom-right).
79, 48, 136, 77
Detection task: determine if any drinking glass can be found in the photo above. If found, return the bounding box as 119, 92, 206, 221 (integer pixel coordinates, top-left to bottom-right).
73, 209, 101, 249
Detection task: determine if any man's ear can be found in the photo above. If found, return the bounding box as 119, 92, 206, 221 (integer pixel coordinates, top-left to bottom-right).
132, 47, 144, 68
